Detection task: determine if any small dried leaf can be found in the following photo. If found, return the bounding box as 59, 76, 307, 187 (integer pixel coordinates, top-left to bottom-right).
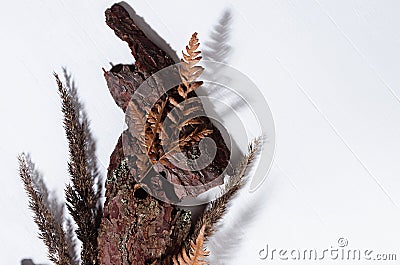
178, 85, 187, 98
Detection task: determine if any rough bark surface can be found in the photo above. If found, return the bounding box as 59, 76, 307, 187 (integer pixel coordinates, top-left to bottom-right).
98, 4, 231, 264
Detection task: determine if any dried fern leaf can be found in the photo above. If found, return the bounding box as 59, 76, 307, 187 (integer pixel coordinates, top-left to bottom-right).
145, 97, 168, 158
178, 84, 187, 99
144, 33, 209, 166
172, 225, 209, 265
127, 99, 147, 144
178, 32, 204, 99
180, 128, 213, 146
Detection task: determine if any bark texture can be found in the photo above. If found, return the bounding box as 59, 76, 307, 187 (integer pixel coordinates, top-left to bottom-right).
98, 4, 231, 264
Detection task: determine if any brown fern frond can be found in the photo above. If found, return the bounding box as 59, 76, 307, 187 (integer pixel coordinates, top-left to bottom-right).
18, 154, 76, 265
183, 118, 204, 126
178, 32, 204, 99
55, 72, 101, 265
181, 33, 203, 84
158, 127, 214, 165
169, 96, 180, 107
180, 128, 213, 146
189, 137, 262, 244
127, 99, 147, 147
181, 103, 204, 117
144, 34, 208, 166
125, 96, 158, 179
145, 96, 168, 160
173, 225, 209, 265
125, 97, 157, 180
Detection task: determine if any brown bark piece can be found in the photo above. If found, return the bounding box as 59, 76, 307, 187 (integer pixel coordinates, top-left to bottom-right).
98, 4, 231, 264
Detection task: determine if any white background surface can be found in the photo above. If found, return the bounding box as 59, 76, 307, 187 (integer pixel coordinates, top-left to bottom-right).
1, 0, 400, 264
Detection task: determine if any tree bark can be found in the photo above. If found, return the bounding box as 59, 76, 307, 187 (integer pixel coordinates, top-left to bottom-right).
97, 4, 231, 264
